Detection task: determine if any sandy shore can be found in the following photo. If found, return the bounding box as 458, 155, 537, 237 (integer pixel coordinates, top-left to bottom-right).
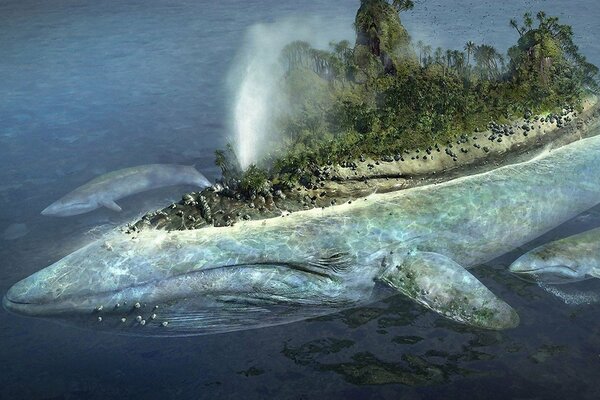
132, 95, 600, 232
308, 95, 600, 200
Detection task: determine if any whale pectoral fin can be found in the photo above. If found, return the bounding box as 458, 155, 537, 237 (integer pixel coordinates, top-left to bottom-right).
101, 200, 122, 212
378, 251, 519, 330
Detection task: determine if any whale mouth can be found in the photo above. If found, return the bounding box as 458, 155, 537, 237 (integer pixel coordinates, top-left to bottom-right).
3, 293, 38, 316
3, 286, 60, 317
510, 264, 584, 284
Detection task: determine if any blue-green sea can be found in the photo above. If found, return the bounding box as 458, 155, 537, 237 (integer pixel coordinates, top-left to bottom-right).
1, 1, 599, 399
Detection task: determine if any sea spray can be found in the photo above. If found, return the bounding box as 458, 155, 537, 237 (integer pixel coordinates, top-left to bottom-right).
228, 17, 352, 170
537, 281, 600, 305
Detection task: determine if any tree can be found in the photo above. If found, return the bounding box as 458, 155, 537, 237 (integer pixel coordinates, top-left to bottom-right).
434, 47, 443, 65
474, 44, 502, 79
391, 0, 414, 12
523, 12, 533, 30
509, 18, 524, 36
354, 0, 413, 76
446, 49, 453, 70
423, 45, 432, 66
416, 39, 424, 65
536, 11, 547, 24
464, 41, 476, 65
508, 11, 598, 90
452, 50, 465, 75
280, 41, 312, 73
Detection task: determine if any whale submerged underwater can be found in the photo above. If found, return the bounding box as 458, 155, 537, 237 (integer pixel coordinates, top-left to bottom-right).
5, 131, 600, 336
41, 164, 211, 217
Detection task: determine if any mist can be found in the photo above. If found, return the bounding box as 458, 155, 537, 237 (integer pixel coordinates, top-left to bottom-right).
228, 17, 354, 170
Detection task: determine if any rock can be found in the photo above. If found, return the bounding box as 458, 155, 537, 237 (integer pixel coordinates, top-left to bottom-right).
182, 194, 196, 206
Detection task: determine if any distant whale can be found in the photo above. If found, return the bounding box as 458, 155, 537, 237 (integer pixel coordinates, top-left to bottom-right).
41, 164, 211, 217
510, 227, 600, 284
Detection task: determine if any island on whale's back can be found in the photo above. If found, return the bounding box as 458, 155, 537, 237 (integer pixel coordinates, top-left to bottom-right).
132, 0, 600, 233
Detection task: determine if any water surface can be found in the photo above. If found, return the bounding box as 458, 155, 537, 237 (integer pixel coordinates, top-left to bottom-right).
1, 1, 599, 399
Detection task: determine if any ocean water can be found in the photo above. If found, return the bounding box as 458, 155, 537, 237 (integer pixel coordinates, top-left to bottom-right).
1, 1, 599, 399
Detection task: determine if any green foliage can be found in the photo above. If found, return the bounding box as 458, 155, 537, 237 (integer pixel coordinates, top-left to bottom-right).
354, 0, 414, 77
508, 11, 599, 94
391, 0, 414, 12
214, 7, 597, 186
240, 164, 270, 198
215, 143, 242, 181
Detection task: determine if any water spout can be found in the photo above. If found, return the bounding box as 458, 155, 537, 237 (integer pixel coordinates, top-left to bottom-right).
229, 18, 352, 170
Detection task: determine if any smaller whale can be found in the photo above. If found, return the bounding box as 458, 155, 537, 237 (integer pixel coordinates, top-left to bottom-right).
42, 164, 211, 217
509, 227, 600, 284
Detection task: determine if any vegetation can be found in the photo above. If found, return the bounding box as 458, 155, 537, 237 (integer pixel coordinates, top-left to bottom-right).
216, 1, 598, 197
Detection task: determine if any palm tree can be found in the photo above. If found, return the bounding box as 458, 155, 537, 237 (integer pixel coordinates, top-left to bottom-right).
392, 0, 415, 12
464, 41, 476, 65
423, 45, 432, 66
523, 12, 533, 30
452, 50, 465, 74
474, 44, 502, 79
536, 11, 547, 24
434, 47, 443, 65
416, 40, 424, 66
509, 18, 524, 36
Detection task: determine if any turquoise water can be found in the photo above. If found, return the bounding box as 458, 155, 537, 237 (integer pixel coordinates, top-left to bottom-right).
1, 1, 600, 399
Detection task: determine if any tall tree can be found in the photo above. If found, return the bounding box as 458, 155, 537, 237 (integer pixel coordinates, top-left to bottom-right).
423, 45, 432, 66
452, 50, 465, 74
446, 49, 453, 70
416, 40, 424, 65
523, 12, 533, 30
464, 41, 476, 65
509, 18, 524, 36
474, 44, 502, 79
434, 47, 443, 65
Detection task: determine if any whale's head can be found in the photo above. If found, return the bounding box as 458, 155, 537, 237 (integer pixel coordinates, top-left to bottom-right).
509, 250, 591, 284
3, 230, 358, 336
41, 196, 97, 217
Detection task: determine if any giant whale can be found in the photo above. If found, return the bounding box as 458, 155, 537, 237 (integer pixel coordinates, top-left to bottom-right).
41, 164, 211, 217
5, 131, 600, 336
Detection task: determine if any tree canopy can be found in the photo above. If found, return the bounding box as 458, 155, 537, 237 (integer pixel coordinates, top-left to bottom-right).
219, 6, 598, 191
